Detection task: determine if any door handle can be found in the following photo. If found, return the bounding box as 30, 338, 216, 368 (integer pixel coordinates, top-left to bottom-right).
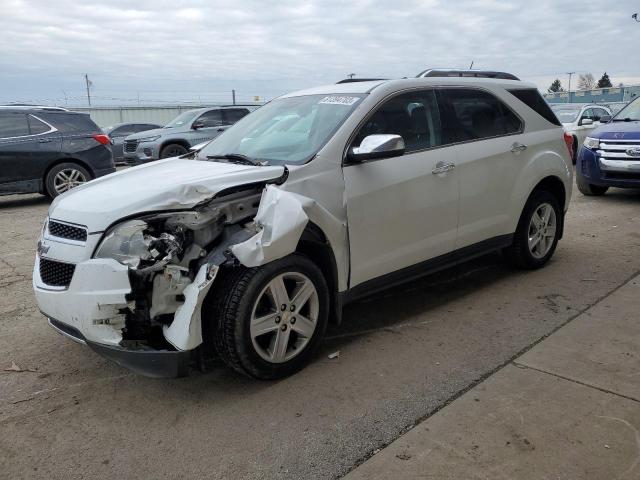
510, 142, 527, 153
217, 127, 226, 132
432, 162, 455, 175
38, 138, 52, 143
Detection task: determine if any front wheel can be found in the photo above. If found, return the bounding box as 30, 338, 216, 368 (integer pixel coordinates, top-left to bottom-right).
206, 253, 329, 379
504, 190, 562, 269
160, 143, 188, 158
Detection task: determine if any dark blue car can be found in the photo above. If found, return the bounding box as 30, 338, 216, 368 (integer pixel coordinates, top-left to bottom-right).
576, 97, 640, 195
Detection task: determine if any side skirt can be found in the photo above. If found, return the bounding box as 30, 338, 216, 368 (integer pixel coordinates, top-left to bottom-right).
340, 234, 513, 305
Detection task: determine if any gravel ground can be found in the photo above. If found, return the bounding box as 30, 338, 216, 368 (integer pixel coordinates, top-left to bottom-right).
1, 185, 640, 479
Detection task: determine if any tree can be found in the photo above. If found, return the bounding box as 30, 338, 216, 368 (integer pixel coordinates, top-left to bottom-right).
577, 73, 595, 90
548, 79, 564, 93
597, 72, 612, 88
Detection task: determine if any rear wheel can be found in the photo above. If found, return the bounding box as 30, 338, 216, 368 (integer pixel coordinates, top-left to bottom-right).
576, 173, 608, 196
45, 162, 92, 198
505, 190, 561, 269
206, 253, 329, 379
160, 143, 188, 158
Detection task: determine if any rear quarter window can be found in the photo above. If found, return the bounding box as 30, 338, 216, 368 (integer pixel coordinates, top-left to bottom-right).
41, 112, 101, 133
508, 89, 562, 126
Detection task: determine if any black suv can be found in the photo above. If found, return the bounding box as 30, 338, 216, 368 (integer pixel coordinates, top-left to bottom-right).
0, 107, 115, 198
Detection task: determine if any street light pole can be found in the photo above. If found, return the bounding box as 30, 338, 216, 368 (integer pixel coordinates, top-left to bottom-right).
567, 72, 575, 103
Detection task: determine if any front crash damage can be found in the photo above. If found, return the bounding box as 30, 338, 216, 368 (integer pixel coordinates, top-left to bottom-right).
40, 171, 346, 378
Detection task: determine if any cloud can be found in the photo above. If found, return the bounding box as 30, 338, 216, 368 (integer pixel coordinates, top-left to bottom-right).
0, 0, 638, 105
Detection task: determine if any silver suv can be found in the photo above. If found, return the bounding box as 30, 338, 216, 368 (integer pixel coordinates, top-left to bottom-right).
123, 106, 255, 165
34, 71, 573, 379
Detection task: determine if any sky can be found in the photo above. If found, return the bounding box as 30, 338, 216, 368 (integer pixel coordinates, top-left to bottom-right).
0, 0, 639, 106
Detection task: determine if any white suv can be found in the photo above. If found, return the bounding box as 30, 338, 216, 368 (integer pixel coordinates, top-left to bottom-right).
33, 71, 573, 379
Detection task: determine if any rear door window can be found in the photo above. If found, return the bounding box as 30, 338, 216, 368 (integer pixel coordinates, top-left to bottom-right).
353, 90, 443, 153
223, 108, 250, 124
440, 89, 523, 142
0, 113, 30, 138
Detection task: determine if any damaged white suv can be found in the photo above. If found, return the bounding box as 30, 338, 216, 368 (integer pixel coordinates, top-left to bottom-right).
34, 71, 573, 379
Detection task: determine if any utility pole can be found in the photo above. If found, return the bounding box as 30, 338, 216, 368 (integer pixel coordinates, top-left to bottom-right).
232, 89, 236, 105
469, 61, 474, 69
566, 72, 575, 103
347, 73, 355, 79
84, 74, 92, 106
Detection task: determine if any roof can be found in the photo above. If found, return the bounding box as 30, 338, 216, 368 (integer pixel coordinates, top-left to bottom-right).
280, 76, 536, 99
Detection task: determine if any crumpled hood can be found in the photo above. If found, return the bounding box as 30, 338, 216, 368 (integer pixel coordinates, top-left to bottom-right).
592, 121, 640, 140
49, 159, 285, 231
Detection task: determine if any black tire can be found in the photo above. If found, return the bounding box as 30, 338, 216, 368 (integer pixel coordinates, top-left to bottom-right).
160, 143, 188, 158
571, 136, 578, 165
205, 253, 329, 379
576, 173, 608, 196
45, 162, 92, 198
504, 190, 562, 269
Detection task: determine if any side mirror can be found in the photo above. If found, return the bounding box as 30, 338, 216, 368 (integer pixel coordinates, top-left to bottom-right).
192, 121, 205, 130
348, 134, 405, 163
580, 118, 594, 126
599, 115, 612, 124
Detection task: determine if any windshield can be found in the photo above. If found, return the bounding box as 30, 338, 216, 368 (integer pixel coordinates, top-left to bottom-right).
165, 110, 199, 128
197, 94, 364, 165
612, 98, 640, 121
550, 106, 581, 123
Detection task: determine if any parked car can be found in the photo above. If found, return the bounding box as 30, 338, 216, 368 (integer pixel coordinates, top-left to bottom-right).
0, 107, 115, 198
122, 106, 255, 165
103, 122, 162, 164
34, 71, 572, 379
575, 96, 640, 195
550, 103, 611, 162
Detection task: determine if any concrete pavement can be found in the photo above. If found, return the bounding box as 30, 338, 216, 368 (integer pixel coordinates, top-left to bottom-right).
344, 276, 640, 479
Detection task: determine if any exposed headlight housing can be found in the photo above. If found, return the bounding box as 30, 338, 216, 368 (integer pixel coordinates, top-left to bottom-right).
94, 220, 151, 268
138, 135, 161, 143
583, 137, 600, 150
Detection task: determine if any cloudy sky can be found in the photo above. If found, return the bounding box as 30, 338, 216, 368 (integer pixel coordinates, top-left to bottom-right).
1, 0, 639, 106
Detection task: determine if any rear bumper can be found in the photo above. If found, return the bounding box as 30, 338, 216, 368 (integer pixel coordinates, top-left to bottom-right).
48, 317, 192, 378
577, 147, 640, 188
94, 165, 117, 178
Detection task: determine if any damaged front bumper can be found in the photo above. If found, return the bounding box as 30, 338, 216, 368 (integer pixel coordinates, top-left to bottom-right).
33, 256, 202, 378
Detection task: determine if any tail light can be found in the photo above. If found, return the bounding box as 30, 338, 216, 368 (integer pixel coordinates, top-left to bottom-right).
92, 133, 111, 145
563, 131, 574, 163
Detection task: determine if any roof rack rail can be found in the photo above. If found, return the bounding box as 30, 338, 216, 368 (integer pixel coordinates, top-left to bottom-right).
336, 78, 387, 84
0, 105, 69, 111
416, 69, 520, 81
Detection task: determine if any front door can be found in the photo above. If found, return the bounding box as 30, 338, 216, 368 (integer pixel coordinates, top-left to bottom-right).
343, 89, 459, 287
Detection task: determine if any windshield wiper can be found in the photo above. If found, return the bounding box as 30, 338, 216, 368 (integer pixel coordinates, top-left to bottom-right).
612, 117, 640, 122
206, 153, 263, 166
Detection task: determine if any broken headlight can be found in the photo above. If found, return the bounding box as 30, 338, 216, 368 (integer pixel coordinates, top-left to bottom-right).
94, 220, 151, 268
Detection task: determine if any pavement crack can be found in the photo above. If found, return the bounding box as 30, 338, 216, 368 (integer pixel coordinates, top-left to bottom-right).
511, 362, 640, 404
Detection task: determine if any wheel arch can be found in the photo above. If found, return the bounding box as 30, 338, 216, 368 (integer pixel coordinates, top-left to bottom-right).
524, 175, 567, 239
295, 222, 342, 325
42, 158, 95, 193
159, 139, 190, 156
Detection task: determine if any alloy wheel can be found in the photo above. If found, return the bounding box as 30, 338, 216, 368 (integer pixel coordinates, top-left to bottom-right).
249, 272, 319, 363
528, 203, 557, 259
53, 168, 88, 195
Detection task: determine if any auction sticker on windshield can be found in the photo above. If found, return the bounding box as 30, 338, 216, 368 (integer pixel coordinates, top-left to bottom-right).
319, 96, 360, 106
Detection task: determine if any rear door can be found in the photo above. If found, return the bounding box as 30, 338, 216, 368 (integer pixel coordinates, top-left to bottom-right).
343, 89, 459, 287
438, 88, 526, 250
27, 114, 62, 177
0, 112, 38, 192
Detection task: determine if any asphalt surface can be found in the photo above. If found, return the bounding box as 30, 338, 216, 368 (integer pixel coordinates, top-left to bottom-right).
1, 184, 640, 479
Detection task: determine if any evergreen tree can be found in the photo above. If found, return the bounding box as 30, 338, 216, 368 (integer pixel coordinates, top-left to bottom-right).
597, 72, 612, 88
547, 79, 564, 93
